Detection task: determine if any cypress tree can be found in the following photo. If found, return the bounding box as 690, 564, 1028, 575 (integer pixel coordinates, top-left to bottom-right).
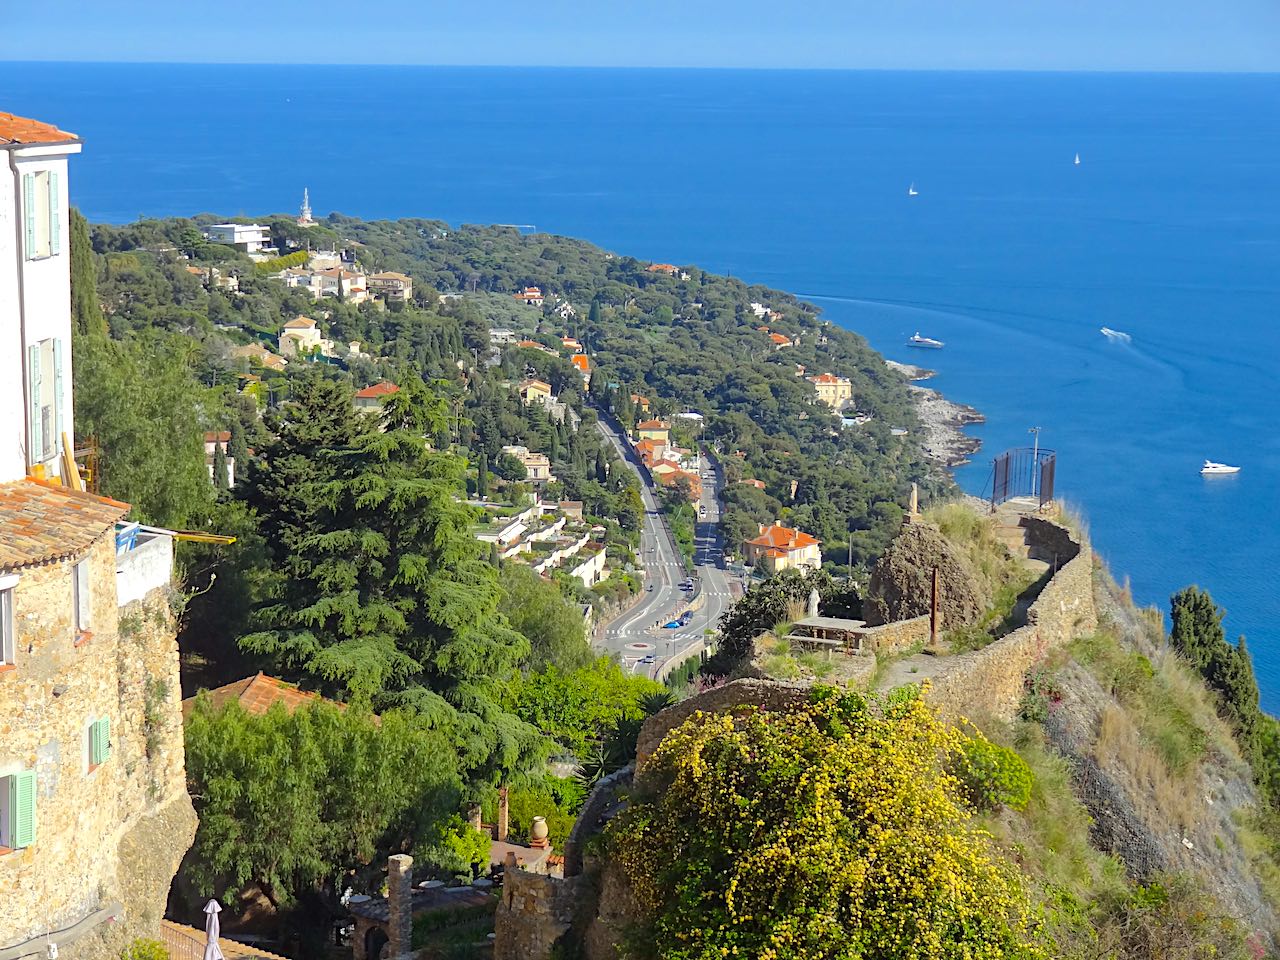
228, 420, 249, 471
69, 208, 107, 338
212, 442, 230, 492
477, 451, 489, 500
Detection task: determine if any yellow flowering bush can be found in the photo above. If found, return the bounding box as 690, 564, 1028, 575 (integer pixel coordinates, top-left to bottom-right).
607, 686, 1046, 960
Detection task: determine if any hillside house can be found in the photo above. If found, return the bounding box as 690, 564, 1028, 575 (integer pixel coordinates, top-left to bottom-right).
519, 378, 553, 405
0, 110, 194, 958
204, 222, 271, 253
560, 336, 582, 353
768, 332, 793, 350
368, 271, 413, 303
513, 286, 545, 306
501, 445, 555, 484
203, 431, 236, 487
647, 263, 678, 276
278, 315, 323, 357
229, 341, 288, 372
181, 672, 348, 721
636, 419, 670, 444
515, 339, 558, 357
314, 267, 367, 302
570, 353, 590, 380
354, 381, 400, 415
744, 523, 822, 573
807, 373, 853, 410
630, 393, 651, 414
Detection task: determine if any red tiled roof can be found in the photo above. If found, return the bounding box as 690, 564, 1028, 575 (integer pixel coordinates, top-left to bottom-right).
570, 354, 590, 371
769, 332, 792, 345
283, 316, 316, 329
0, 112, 78, 146
747, 524, 820, 551
637, 419, 668, 431
181, 672, 346, 721
354, 381, 400, 399
647, 263, 678, 273
204, 431, 231, 444
0, 479, 129, 572
808, 373, 848, 385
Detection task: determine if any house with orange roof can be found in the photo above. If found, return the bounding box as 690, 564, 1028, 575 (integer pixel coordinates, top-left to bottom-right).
635, 419, 670, 444
515, 338, 558, 357
230, 341, 288, 372
806, 372, 853, 410
739, 478, 767, 490
768, 332, 793, 350
647, 263, 678, 276
629, 393, 651, 414
570, 353, 590, 380
180, 672, 356, 721
1, 110, 194, 957
519, 378, 553, 405
654, 467, 702, 501
354, 381, 400, 415
203, 431, 236, 487
513, 286, 545, 306
743, 523, 822, 574
560, 335, 582, 353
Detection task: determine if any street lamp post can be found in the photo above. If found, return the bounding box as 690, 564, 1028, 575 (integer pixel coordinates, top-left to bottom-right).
1029, 426, 1041, 499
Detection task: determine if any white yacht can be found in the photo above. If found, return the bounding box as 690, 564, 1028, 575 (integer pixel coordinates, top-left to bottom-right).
907, 182, 918, 197
1074, 153, 1081, 166
1201, 460, 1241, 476
907, 332, 944, 349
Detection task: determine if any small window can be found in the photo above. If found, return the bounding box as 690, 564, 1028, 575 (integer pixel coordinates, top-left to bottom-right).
0, 771, 36, 850
88, 717, 111, 771
0, 579, 14, 668
73, 559, 91, 635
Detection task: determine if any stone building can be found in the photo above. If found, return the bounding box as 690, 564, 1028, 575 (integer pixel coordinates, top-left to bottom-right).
0, 110, 195, 960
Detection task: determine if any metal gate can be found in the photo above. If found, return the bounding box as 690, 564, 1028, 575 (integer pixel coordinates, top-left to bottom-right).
989, 447, 1056, 509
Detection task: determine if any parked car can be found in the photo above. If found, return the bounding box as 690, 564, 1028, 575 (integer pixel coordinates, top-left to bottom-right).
664, 621, 681, 629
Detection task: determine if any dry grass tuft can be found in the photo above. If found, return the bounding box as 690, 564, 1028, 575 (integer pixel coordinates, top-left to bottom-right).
1095, 702, 1201, 835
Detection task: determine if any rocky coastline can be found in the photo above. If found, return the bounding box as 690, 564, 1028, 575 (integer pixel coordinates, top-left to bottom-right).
885, 360, 985, 468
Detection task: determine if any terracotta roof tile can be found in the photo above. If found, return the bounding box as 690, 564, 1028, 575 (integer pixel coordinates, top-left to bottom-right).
354, 381, 400, 399
0, 479, 129, 572
746, 524, 820, 552
0, 111, 78, 146
181, 672, 353, 721
283, 316, 316, 329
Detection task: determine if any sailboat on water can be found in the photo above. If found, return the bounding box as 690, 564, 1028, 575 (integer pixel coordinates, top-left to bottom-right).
907, 182, 918, 197
1074, 153, 1081, 166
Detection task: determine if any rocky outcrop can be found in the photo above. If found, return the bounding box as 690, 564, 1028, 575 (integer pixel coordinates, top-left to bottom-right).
864, 522, 987, 628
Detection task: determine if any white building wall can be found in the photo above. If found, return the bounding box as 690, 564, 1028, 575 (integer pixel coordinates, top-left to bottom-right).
1, 144, 81, 484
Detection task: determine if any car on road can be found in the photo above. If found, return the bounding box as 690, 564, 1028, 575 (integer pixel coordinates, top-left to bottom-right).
663, 621, 681, 629
646, 583, 653, 591
639, 655, 655, 665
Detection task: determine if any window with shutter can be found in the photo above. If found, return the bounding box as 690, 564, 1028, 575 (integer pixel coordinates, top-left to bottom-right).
22, 173, 35, 257
48, 171, 60, 256
73, 559, 91, 634
90, 717, 111, 767
0, 577, 14, 668
53, 338, 64, 458
2, 771, 37, 849
27, 343, 42, 468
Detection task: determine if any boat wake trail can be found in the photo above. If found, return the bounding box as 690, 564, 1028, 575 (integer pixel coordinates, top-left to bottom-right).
1100, 327, 1133, 343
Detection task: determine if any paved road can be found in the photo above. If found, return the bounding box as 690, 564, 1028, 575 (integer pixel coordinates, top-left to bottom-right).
594, 415, 739, 679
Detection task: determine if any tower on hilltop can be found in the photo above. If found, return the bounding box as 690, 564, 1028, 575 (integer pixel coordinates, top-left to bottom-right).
298, 186, 314, 226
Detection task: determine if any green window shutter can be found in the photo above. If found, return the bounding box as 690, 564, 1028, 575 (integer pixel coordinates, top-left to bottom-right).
27, 343, 43, 466
11, 770, 36, 848
48, 171, 60, 256
22, 174, 35, 258
53, 338, 64, 458
91, 717, 110, 765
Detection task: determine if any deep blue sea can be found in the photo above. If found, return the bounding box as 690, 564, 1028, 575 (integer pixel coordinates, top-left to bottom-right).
5, 64, 1278, 705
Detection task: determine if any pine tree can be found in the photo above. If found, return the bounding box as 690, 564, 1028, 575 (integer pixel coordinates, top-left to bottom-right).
240, 376, 539, 777
476, 451, 489, 500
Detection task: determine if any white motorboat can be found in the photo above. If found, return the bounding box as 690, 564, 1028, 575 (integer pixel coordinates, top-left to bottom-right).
1074, 153, 1081, 166
1100, 326, 1131, 342
907, 182, 918, 197
1201, 460, 1241, 476
907, 332, 944, 349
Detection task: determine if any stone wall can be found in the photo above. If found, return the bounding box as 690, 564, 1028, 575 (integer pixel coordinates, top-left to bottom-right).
926, 519, 1095, 723
492, 866, 582, 960
0, 533, 194, 959
857, 614, 932, 656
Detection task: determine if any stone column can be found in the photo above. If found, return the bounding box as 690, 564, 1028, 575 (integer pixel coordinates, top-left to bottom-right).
497, 785, 510, 842
387, 854, 413, 960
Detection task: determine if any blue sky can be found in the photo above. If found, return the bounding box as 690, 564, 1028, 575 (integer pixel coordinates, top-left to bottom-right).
5, 0, 1278, 71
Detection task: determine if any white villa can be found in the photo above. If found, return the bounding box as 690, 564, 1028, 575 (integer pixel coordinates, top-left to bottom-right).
204, 222, 272, 253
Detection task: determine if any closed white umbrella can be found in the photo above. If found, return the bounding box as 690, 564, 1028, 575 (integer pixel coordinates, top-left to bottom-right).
203, 900, 225, 960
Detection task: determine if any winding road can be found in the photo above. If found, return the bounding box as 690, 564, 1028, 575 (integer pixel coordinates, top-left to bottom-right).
593, 414, 740, 678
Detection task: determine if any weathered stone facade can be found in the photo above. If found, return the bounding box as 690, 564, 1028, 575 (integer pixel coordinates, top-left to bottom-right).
493, 861, 583, 960
0, 531, 195, 959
